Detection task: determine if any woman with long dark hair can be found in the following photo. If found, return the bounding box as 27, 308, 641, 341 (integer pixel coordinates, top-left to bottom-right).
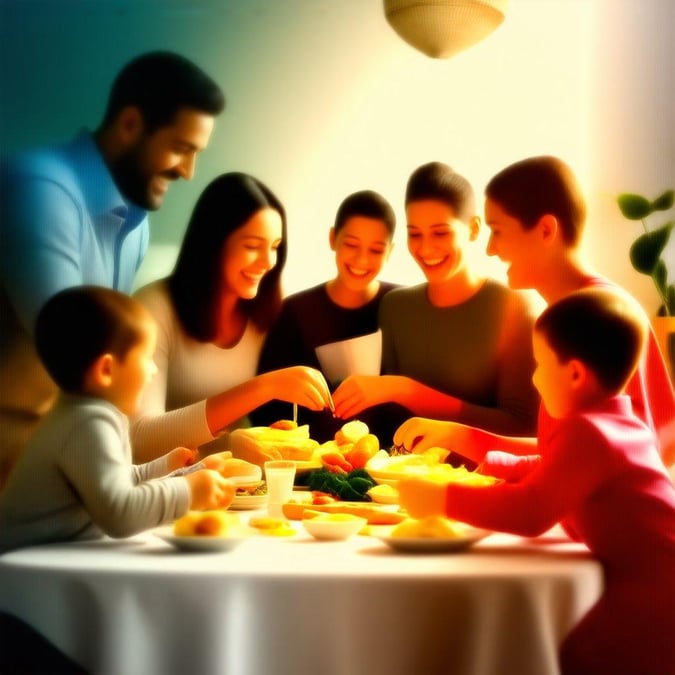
131, 172, 332, 462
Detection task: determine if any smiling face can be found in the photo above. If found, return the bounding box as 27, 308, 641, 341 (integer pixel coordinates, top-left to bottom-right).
331, 216, 393, 294
221, 208, 284, 301
111, 107, 215, 210
406, 200, 475, 285
484, 197, 543, 290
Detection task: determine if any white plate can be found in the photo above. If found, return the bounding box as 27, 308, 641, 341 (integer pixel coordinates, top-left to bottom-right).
153, 526, 249, 552
229, 493, 268, 510
376, 529, 489, 553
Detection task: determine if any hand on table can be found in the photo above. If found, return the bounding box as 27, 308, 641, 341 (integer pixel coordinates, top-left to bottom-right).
185, 469, 236, 510
397, 478, 447, 519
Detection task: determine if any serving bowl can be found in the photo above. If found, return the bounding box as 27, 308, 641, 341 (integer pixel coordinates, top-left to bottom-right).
301, 513, 367, 541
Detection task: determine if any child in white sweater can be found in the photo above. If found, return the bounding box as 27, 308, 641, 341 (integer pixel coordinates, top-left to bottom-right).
0, 286, 246, 552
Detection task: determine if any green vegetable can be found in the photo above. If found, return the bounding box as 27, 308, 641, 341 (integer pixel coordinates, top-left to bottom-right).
306, 467, 376, 501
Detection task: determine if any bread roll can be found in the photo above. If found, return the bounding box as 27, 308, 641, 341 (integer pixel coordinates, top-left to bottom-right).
229, 425, 319, 462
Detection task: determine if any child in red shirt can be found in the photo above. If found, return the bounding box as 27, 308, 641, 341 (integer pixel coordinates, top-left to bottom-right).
398, 288, 675, 675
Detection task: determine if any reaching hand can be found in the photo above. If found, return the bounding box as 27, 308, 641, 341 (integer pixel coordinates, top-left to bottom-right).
185, 469, 236, 510
332, 375, 390, 419
393, 417, 462, 454
166, 447, 199, 473
266, 366, 334, 412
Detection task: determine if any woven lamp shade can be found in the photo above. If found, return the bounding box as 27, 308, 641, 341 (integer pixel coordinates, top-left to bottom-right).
384, 0, 509, 59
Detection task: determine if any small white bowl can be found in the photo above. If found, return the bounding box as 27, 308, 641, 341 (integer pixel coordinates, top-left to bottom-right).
302, 514, 368, 541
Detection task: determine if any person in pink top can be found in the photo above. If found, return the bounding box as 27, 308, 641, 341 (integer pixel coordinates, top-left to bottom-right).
394, 155, 674, 467
398, 289, 675, 675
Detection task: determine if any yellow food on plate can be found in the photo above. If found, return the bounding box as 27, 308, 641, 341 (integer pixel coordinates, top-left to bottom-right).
366, 452, 498, 486
367, 483, 399, 504
174, 510, 241, 537
391, 516, 468, 539
334, 419, 370, 446
248, 516, 296, 537
229, 424, 320, 462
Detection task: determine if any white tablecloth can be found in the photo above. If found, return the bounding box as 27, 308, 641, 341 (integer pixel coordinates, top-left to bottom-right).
0, 521, 602, 675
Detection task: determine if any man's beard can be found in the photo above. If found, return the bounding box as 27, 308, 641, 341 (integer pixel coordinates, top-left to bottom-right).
110, 146, 178, 211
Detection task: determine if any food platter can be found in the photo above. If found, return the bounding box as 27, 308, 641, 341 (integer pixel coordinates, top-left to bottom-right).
376, 528, 490, 553
282, 500, 405, 525
229, 493, 269, 510
153, 526, 249, 552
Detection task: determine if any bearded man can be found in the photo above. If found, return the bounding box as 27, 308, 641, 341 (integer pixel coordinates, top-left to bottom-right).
0, 51, 225, 487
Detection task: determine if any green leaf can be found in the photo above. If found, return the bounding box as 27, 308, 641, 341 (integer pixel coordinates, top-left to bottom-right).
618, 193, 653, 220
651, 190, 674, 212
657, 285, 675, 316
667, 285, 675, 316
653, 259, 668, 296
629, 222, 673, 274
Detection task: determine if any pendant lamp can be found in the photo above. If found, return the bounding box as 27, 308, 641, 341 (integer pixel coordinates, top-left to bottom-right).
384, 0, 509, 59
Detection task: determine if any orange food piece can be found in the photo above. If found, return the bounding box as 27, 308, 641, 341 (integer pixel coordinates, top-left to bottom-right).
321, 451, 353, 473
345, 433, 379, 469
270, 419, 298, 430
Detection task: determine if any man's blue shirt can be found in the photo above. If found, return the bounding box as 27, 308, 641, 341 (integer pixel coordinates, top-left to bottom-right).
0, 130, 149, 334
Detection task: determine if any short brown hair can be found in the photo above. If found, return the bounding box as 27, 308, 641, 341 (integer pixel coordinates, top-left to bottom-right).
35, 286, 152, 393
485, 156, 586, 245
334, 190, 396, 238
405, 162, 475, 223
535, 289, 646, 393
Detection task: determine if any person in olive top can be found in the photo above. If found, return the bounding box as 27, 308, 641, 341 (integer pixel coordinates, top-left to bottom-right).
252, 190, 398, 442
332, 162, 540, 448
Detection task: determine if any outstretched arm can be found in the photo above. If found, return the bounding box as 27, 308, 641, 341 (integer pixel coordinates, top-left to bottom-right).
393, 416, 536, 465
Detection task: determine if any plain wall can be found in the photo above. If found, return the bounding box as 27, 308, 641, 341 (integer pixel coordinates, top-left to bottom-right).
1, 0, 673, 312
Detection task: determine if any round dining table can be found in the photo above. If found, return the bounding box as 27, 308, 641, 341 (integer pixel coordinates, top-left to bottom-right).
0, 516, 602, 675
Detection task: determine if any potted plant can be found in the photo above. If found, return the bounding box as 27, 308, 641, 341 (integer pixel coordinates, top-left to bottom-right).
617, 189, 674, 378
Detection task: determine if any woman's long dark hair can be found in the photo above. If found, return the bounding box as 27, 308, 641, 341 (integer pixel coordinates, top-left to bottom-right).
168, 172, 287, 341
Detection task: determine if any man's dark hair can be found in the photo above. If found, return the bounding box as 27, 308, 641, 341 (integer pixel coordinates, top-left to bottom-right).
101, 51, 225, 132
334, 190, 396, 238
405, 162, 475, 223
35, 286, 151, 393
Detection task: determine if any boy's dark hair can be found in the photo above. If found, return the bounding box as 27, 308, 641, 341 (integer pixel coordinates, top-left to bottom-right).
168, 172, 287, 339
334, 190, 396, 238
35, 286, 151, 393
101, 51, 225, 132
405, 162, 475, 223
485, 156, 586, 246
535, 289, 646, 393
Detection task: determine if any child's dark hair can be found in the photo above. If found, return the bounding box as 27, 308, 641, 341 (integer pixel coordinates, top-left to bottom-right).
35, 286, 152, 393
535, 289, 646, 393
405, 162, 475, 223
334, 190, 396, 238
485, 156, 586, 246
